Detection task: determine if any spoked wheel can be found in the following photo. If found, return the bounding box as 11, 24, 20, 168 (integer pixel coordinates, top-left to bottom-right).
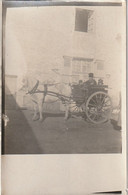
70, 101, 85, 117
85, 91, 112, 124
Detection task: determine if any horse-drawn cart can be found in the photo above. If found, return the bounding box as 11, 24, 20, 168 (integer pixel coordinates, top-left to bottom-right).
27, 78, 112, 124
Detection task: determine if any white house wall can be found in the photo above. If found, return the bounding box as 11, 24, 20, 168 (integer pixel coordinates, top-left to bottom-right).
72, 7, 96, 59
6, 7, 75, 75
94, 6, 124, 106
5, 6, 125, 107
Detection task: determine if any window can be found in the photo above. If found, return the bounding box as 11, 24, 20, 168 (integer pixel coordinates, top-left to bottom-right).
75, 8, 94, 33
72, 58, 93, 83
73, 60, 81, 72
63, 57, 93, 83
82, 65, 87, 73
81, 61, 91, 73
72, 58, 92, 74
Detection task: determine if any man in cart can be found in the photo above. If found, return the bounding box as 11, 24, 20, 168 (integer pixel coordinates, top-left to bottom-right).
84, 73, 97, 87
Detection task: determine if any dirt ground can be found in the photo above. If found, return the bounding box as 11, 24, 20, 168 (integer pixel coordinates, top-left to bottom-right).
3, 109, 122, 154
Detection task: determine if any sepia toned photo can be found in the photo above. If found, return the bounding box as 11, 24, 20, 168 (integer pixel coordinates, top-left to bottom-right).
3, 3, 124, 154
1, 1, 126, 195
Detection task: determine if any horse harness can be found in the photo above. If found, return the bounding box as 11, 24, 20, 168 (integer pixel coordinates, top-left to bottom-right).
27, 80, 70, 104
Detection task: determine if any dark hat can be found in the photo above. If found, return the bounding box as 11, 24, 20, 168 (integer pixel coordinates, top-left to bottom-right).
89, 73, 94, 77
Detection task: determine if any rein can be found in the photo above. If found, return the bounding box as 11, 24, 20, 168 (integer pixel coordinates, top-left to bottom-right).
27, 80, 39, 94
26, 81, 71, 104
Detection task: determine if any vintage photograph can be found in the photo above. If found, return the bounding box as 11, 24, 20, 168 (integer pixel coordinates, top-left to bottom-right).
3, 4, 124, 154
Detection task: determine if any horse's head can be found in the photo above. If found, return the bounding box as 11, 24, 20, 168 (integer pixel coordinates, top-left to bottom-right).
17, 76, 28, 93
19, 76, 36, 94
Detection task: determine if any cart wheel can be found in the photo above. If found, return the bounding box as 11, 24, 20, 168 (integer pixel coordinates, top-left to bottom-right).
70, 101, 84, 117
85, 91, 112, 124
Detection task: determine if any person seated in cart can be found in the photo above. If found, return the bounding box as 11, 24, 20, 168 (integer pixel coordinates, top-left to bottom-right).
78, 80, 84, 87
84, 73, 97, 87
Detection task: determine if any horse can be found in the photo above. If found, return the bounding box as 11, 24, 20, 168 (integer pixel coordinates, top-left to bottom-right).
20, 75, 72, 122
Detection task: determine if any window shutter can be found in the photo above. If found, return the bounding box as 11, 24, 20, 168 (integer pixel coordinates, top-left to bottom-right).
64, 56, 71, 67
